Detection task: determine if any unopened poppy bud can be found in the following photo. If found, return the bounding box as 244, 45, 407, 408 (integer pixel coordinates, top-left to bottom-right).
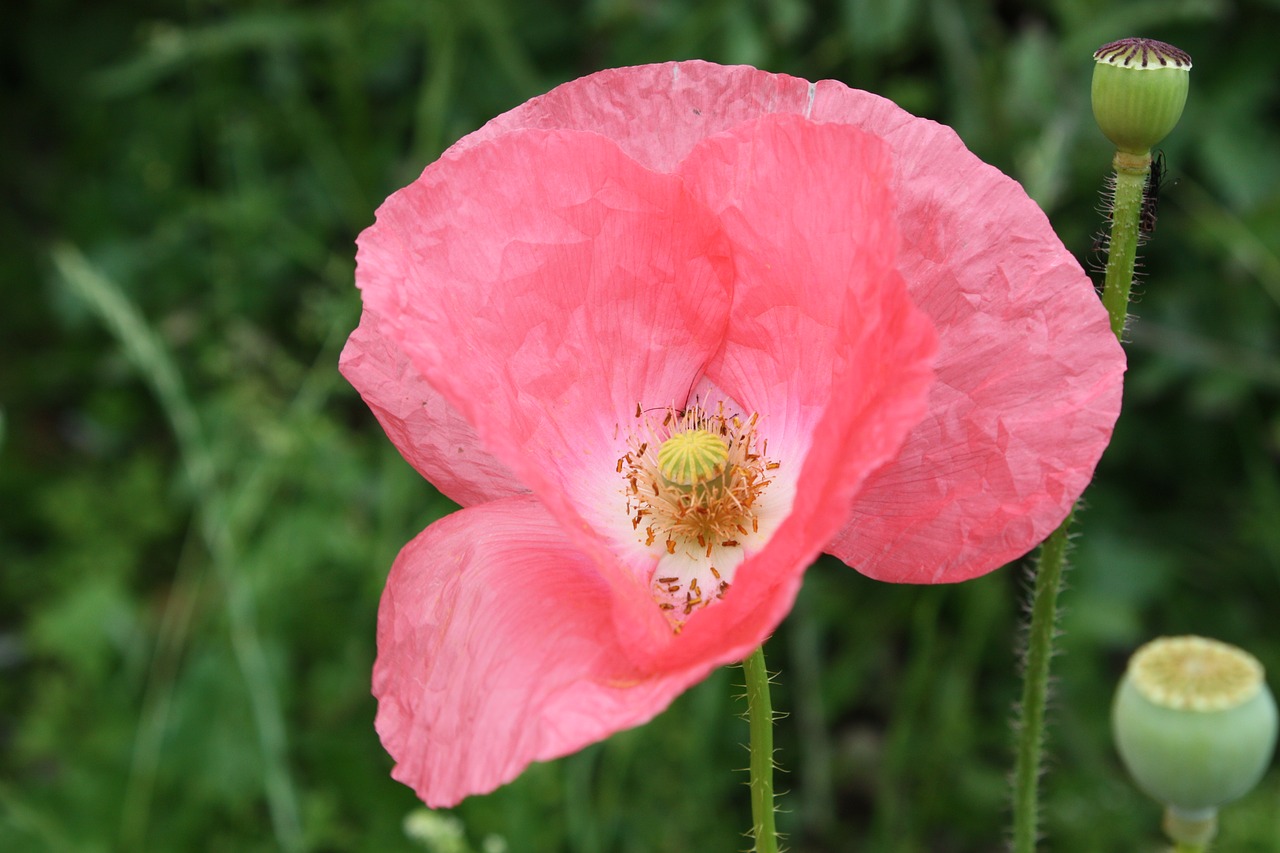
1092, 38, 1191, 155
1112, 636, 1278, 831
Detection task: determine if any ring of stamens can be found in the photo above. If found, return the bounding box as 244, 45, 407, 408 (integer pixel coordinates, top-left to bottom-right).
618, 402, 778, 621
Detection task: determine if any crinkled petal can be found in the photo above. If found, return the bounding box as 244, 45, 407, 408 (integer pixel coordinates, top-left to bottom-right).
463, 61, 1123, 583
458, 62, 814, 173
806, 82, 1125, 582
641, 115, 938, 671
646, 307, 936, 671
340, 311, 520, 507
355, 128, 735, 588
374, 496, 713, 808
676, 114, 917, 462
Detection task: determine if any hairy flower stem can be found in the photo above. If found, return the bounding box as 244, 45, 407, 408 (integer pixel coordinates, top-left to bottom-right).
743, 646, 779, 853
1011, 512, 1074, 853
1010, 150, 1146, 853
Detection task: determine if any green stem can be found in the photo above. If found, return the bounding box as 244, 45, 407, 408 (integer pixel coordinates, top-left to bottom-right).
1165, 807, 1217, 851
743, 645, 778, 853
1011, 513, 1074, 853
1102, 150, 1154, 336
1010, 148, 1147, 852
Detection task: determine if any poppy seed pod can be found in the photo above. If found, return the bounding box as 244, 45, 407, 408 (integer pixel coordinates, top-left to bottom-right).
1092, 38, 1191, 155
1112, 636, 1278, 821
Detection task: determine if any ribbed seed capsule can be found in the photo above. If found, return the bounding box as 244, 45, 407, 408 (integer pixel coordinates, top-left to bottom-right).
657, 429, 728, 486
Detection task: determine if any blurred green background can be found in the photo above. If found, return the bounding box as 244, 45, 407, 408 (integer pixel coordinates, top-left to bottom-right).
3, 0, 1279, 850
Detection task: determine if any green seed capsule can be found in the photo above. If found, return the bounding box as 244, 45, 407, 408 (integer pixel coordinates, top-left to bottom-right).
1092, 38, 1191, 154
657, 429, 728, 487
1112, 636, 1278, 817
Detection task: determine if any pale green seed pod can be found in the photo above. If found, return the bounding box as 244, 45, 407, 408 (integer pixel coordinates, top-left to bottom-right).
1092, 38, 1191, 154
1112, 636, 1278, 817
657, 429, 728, 487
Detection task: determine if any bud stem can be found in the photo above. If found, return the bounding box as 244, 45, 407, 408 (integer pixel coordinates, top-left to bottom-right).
1011, 39, 1190, 853
1101, 150, 1154, 337
1011, 143, 1150, 853
743, 645, 779, 853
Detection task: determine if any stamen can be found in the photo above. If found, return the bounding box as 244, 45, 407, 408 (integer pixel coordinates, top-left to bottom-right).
617, 401, 779, 628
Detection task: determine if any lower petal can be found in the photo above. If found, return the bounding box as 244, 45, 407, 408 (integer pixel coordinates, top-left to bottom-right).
374, 496, 713, 807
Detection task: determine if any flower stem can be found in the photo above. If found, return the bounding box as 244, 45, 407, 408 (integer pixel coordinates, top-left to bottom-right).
1011, 512, 1074, 853
743, 645, 779, 853
1011, 149, 1147, 852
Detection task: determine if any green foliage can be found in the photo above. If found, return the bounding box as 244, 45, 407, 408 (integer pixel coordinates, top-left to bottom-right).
3, 0, 1279, 850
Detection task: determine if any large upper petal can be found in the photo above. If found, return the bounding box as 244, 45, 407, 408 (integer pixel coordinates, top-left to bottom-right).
676, 114, 920, 463
457, 61, 1124, 583
374, 496, 711, 808
354, 127, 736, 598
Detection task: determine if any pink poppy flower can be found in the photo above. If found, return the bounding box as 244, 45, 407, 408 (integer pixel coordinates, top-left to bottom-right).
341, 61, 1124, 808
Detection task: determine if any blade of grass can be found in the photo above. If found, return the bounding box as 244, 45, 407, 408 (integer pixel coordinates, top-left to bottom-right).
53, 244, 303, 853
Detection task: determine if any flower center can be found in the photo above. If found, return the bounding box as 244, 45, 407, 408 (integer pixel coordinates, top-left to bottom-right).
618, 402, 779, 627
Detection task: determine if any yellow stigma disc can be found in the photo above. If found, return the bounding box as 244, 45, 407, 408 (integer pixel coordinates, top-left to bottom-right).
656, 429, 728, 486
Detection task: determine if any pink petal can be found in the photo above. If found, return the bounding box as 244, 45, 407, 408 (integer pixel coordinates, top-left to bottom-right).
459, 62, 814, 173
374, 496, 714, 807
354, 128, 736, 582
675, 114, 926, 459
339, 311, 521, 507
805, 83, 1125, 582
461, 61, 1123, 583
644, 115, 938, 671
645, 293, 937, 670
